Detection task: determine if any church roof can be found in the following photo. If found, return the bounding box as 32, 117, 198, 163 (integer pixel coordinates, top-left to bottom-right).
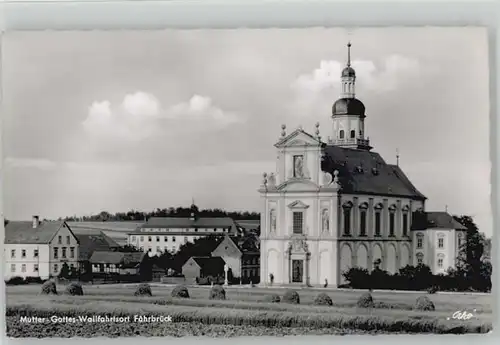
321, 145, 426, 200
332, 97, 366, 116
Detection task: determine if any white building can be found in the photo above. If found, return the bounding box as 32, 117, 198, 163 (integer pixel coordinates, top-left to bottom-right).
4, 216, 80, 280
127, 206, 242, 256
258, 43, 467, 287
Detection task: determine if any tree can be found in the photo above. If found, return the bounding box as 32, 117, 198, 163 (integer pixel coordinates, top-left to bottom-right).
59, 262, 71, 279
138, 254, 153, 282
171, 235, 222, 272
454, 216, 484, 268
453, 215, 490, 291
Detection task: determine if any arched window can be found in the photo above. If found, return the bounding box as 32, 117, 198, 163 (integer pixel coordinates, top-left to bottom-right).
416, 252, 424, 265
350, 130, 356, 139
374, 203, 383, 237
339, 130, 345, 139
342, 201, 353, 236
416, 232, 424, 249
359, 203, 369, 236
437, 253, 445, 268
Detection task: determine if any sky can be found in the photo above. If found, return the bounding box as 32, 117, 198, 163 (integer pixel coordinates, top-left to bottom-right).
1, 28, 492, 236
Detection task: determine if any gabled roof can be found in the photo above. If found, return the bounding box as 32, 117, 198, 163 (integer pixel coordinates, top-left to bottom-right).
72, 229, 120, 261
89, 251, 145, 265
229, 235, 260, 253
128, 217, 241, 235
274, 128, 325, 148
321, 145, 426, 200
411, 211, 467, 231
190, 256, 226, 270
4, 220, 76, 244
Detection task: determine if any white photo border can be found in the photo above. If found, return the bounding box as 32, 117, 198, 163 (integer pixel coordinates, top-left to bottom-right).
0, 1, 498, 344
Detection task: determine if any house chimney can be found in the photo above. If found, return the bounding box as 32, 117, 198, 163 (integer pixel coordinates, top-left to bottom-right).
32, 215, 39, 228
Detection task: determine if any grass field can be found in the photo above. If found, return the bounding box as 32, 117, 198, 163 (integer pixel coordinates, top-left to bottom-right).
5, 283, 493, 337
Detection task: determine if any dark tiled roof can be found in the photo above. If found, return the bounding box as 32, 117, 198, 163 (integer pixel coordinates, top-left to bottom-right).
89, 251, 145, 265
191, 256, 226, 274
321, 146, 426, 200
4, 221, 73, 244
128, 217, 240, 235
229, 235, 260, 253
411, 211, 467, 230
235, 220, 260, 231
72, 229, 120, 261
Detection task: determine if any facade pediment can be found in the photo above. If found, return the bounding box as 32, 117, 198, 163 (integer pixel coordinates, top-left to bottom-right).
275, 129, 323, 148
277, 179, 320, 192
287, 200, 310, 209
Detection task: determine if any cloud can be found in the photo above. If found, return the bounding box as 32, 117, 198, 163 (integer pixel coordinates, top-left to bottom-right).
165, 95, 244, 127
4, 157, 57, 170
291, 55, 420, 96
82, 92, 244, 142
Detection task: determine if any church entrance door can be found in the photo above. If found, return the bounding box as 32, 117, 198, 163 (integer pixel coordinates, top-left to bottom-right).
292, 259, 304, 283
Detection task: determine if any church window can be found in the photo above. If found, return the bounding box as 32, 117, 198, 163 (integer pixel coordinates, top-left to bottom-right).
339, 130, 345, 139
438, 258, 443, 268
343, 208, 351, 235
402, 213, 409, 236
148, 236, 152, 242
360, 210, 367, 236
350, 130, 355, 139
438, 238, 444, 248
389, 212, 395, 237
156, 236, 160, 242
374, 212, 381, 236
292, 212, 303, 234
416, 233, 424, 249
416, 252, 424, 265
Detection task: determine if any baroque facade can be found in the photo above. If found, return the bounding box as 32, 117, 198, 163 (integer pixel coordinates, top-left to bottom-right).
258, 43, 466, 287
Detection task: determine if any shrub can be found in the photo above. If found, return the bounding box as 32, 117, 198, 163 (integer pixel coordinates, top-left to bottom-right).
171, 285, 190, 298
134, 283, 152, 297
343, 267, 370, 289
414, 296, 435, 311
66, 282, 84, 296
264, 294, 281, 303
24, 277, 44, 284
427, 285, 439, 294
282, 290, 300, 304
41, 280, 58, 295
314, 292, 333, 306
209, 284, 226, 300
357, 292, 374, 308
6, 277, 26, 285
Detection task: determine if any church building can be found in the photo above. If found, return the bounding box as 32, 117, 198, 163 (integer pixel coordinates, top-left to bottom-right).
258, 43, 467, 287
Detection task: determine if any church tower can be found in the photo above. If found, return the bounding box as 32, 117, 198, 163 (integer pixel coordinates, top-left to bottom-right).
330, 42, 372, 151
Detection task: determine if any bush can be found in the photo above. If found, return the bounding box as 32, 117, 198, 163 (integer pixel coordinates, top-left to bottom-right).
356, 292, 374, 308
427, 285, 439, 294
134, 283, 152, 297
282, 290, 300, 304
24, 277, 44, 284
66, 282, 84, 296
5, 277, 26, 285
314, 293, 333, 306
171, 285, 190, 298
264, 294, 281, 303
41, 280, 58, 295
209, 285, 226, 300
414, 296, 435, 311
342, 267, 370, 289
